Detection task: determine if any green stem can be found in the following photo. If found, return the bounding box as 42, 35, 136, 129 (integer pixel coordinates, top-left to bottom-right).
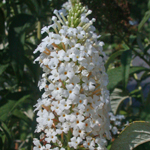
133, 72, 145, 103
67, 146, 70, 150
37, 21, 41, 40
132, 49, 150, 66
67, 129, 72, 150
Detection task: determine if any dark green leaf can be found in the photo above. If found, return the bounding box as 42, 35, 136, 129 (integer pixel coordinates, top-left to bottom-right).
111, 122, 150, 150
121, 49, 132, 89
11, 95, 30, 112
19, 0, 39, 16
140, 104, 150, 122
12, 109, 31, 125
0, 8, 5, 43
144, 44, 150, 54
137, 34, 144, 51
24, 56, 41, 84
129, 35, 136, 44
105, 50, 125, 70
146, 90, 150, 105
8, 14, 36, 81
107, 66, 149, 93
0, 95, 30, 121
148, 0, 150, 10
140, 71, 150, 81
0, 122, 11, 147
4, 91, 31, 101
138, 10, 150, 31
0, 100, 16, 121
0, 64, 9, 76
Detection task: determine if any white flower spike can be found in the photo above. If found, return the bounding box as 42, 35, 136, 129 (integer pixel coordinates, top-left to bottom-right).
33, 0, 111, 149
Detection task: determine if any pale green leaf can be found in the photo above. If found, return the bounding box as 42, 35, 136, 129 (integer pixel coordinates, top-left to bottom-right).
110, 88, 129, 115
111, 121, 150, 150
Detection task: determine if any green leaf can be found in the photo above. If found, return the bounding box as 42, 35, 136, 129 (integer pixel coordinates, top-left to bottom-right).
19, 0, 39, 16
107, 66, 149, 93
0, 8, 5, 43
144, 44, 150, 54
140, 104, 150, 122
105, 50, 125, 70
129, 89, 141, 99
8, 14, 36, 81
4, 91, 31, 101
110, 88, 129, 115
148, 0, 150, 10
111, 121, 150, 150
11, 95, 30, 112
129, 66, 150, 73
0, 122, 11, 147
12, 109, 31, 125
121, 49, 132, 89
0, 100, 16, 121
129, 35, 136, 44
138, 10, 150, 31
24, 56, 41, 84
0, 64, 9, 76
0, 95, 30, 121
140, 71, 150, 81
146, 90, 150, 105
137, 34, 144, 51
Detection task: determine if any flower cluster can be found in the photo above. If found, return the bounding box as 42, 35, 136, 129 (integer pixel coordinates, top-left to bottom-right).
109, 112, 125, 135
33, 1, 111, 149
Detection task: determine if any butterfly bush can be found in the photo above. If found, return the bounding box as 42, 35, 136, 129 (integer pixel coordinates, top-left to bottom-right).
33, 0, 111, 149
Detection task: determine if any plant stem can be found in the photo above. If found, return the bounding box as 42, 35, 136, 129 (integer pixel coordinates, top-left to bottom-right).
67, 146, 70, 150
37, 21, 41, 40
67, 129, 72, 150
116, 33, 150, 67
133, 72, 144, 103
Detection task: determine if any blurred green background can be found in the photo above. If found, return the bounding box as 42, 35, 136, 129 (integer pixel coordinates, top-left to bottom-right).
0, 0, 150, 149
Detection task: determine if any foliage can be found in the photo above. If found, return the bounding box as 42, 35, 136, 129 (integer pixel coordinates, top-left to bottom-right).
0, 0, 150, 149
0, 0, 66, 149
111, 121, 150, 150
